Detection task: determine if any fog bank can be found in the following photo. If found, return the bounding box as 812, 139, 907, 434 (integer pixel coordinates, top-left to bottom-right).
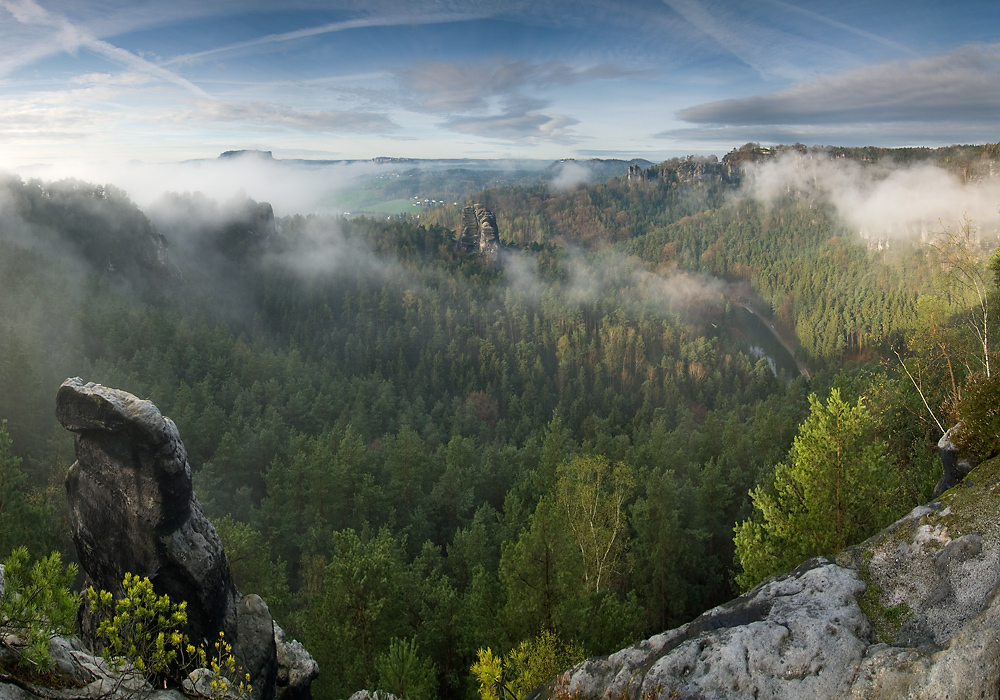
742, 153, 1000, 240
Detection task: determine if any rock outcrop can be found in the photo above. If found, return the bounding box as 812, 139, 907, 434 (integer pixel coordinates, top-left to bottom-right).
934, 423, 979, 497
215, 197, 276, 259
534, 456, 1000, 700
0, 633, 187, 700
274, 624, 319, 700
631, 155, 740, 186
54, 378, 316, 700
626, 163, 652, 182
456, 204, 500, 266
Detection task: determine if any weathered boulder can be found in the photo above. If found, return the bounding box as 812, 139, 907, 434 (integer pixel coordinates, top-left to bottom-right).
274, 624, 319, 700
346, 692, 400, 700
0, 633, 185, 700
55, 378, 314, 700
237, 596, 278, 700
533, 456, 1000, 700
934, 423, 979, 497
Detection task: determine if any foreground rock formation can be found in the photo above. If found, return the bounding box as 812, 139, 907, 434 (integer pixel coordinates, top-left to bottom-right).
533, 455, 1000, 700
51, 378, 317, 700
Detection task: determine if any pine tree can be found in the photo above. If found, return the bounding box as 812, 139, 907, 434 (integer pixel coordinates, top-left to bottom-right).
734, 389, 896, 590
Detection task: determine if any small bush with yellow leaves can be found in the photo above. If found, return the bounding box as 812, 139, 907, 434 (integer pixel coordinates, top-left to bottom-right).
88, 574, 251, 700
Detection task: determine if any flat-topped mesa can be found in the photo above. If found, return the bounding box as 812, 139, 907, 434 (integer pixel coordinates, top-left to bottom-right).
56, 378, 317, 700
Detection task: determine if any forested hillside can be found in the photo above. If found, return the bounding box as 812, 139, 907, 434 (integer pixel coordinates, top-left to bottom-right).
2, 143, 998, 700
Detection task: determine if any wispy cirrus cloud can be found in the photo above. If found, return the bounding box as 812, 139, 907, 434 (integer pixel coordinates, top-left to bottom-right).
164, 12, 483, 67
70, 71, 156, 87
395, 58, 632, 143
399, 59, 635, 112
0, 0, 209, 95
765, 0, 914, 56
188, 100, 400, 133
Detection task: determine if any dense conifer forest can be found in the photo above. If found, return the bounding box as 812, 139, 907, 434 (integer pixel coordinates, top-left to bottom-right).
2, 143, 998, 700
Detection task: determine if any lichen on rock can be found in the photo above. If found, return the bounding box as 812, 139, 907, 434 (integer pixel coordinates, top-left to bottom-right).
536, 454, 1000, 700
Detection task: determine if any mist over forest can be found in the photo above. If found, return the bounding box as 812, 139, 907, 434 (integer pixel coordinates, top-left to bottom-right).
3, 141, 1000, 700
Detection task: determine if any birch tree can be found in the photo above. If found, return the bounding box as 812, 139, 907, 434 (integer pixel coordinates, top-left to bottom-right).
555, 455, 635, 593
928, 216, 993, 378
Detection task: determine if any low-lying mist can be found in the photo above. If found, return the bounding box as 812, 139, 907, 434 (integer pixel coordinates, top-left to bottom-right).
16, 156, 383, 217
741, 152, 1000, 241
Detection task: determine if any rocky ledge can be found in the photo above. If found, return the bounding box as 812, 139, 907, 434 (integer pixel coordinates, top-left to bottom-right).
533, 456, 1000, 700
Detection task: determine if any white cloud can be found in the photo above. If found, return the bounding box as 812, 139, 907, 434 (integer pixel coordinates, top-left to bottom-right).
0, 0, 209, 95
741, 152, 1000, 241
398, 59, 636, 113
70, 72, 155, 86
165, 12, 483, 67
395, 58, 632, 144
549, 161, 593, 190
446, 106, 580, 145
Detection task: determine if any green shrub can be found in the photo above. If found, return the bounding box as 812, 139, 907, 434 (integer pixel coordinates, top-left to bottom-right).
0, 547, 79, 672
471, 630, 584, 700
88, 573, 251, 699
87, 572, 188, 683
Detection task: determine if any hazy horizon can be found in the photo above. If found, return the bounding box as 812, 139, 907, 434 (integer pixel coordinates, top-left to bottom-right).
0, 0, 997, 171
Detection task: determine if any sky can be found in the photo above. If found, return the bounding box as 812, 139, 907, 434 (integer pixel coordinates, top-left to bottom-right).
1, 0, 998, 168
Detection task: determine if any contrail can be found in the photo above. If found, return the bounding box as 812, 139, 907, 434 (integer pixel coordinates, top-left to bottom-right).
0, 0, 210, 96
164, 12, 482, 67
768, 0, 916, 56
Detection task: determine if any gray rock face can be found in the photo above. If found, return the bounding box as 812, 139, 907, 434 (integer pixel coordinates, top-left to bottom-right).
547, 559, 870, 700
274, 624, 319, 700
346, 692, 400, 700
626, 163, 652, 182
934, 423, 978, 497
55, 378, 295, 700
536, 456, 1000, 700
57, 378, 236, 645
237, 595, 278, 700
643, 155, 739, 186
456, 204, 500, 266
0, 633, 186, 700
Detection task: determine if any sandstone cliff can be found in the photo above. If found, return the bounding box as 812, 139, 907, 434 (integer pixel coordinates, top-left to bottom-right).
531, 455, 1000, 700
456, 204, 501, 266
629, 156, 739, 186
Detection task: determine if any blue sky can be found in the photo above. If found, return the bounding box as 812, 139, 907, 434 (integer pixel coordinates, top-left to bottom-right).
1, 0, 998, 166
